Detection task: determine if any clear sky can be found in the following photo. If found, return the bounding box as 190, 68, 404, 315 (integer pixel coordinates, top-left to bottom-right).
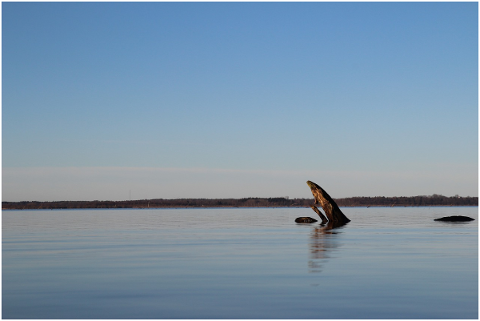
2, 2, 478, 202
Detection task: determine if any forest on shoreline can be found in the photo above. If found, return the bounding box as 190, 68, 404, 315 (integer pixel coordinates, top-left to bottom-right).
3, 194, 478, 210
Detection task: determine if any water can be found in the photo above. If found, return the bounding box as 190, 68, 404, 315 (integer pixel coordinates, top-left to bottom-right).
2, 207, 478, 319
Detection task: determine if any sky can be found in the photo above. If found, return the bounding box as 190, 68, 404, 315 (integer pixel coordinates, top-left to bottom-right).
2, 2, 478, 202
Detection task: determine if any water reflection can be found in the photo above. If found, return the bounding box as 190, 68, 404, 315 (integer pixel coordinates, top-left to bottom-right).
308, 222, 347, 273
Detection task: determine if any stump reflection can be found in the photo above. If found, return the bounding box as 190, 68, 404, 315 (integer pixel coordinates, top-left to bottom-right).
308, 222, 347, 273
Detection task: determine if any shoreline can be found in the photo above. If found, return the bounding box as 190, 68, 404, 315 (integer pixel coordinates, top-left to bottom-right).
3, 205, 478, 211
3, 195, 478, 210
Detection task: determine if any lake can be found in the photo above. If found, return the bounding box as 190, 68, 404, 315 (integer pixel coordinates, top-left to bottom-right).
2, 207, 478, 319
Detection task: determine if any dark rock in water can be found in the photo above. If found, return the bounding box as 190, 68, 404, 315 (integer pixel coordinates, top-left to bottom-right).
434, 215, 475, 222
295, 217, 318, 223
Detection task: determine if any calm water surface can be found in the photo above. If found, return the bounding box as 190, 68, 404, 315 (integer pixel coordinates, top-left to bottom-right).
3, 207, 478, 319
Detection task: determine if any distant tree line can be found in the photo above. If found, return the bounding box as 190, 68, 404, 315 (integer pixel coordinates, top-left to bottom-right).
2, 194, 477, 210
336, 195, 478, 207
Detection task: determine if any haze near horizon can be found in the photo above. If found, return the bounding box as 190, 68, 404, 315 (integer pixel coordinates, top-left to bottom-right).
2, 2, 478, 202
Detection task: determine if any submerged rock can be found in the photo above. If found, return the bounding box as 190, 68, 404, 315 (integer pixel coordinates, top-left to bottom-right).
434, 215, 475, 222
295, 217, 318, 223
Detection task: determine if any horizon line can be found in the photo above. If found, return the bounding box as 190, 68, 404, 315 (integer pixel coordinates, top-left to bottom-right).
4, 194, 478, 204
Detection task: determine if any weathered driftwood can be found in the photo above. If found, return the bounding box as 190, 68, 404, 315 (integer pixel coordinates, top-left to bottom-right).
307, 180, 350, 226
295, 217, 318, 223
434, 215, 474, 222
310, 205, 328, 224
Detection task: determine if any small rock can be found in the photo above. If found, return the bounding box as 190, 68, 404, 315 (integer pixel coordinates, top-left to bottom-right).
295, 217, 318, 223
434, 215, 475, 222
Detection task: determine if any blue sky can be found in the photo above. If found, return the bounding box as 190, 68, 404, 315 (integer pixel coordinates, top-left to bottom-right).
3, 2, 478, 201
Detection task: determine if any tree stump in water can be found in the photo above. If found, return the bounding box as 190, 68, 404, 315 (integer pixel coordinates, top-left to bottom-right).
310, 205, 328, 224
307, 180, 350, 226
